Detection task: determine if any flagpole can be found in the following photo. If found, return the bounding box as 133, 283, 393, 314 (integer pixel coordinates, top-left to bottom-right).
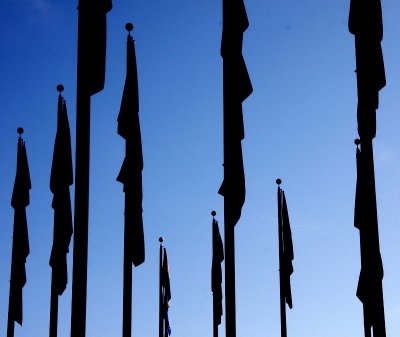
159, 237, 164, 337
276, 179, 287, 337
211, 211, 219, 337
70, 2, 91, 336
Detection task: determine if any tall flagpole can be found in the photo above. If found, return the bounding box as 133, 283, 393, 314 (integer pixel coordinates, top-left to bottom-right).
276, 179, 287, 337
159, 237, 164, 337
211, 210, 218, 337
70, 1, 91, 336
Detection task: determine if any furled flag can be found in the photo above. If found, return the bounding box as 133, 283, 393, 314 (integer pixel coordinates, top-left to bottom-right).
281, 190, 294, 309
78, 0, 112, 95
117, 30, 144, 267
348, 0, 385, 140
160, 247, 171, 337
49, 94, 73, 295
9, 133, 31, 325
212, 217, 224, 326
354, 141, 385, 332
218, 0, 253, 227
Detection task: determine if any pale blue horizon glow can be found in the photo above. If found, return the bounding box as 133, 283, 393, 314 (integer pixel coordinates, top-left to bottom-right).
1, 0, 400, 336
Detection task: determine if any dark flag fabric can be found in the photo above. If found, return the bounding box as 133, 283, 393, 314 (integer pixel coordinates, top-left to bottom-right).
9, 136, 31, 325
218, 0, 253, 227
281, 191, 294, 309
78, 0, 112, 95
348, 0, 385, 140
211, 218, 224, 325
161, 247, 171, 337
354, 141, 385, 331
117, 32, 144, 267
49, 96, 73, 295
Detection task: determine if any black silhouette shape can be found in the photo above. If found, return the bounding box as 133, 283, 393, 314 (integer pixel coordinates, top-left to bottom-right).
159, 239, 171, 337
70, 0, 112, 336
49, 85, 73, 337
354, 140, 386, 337
211, 211, 224, 337
117, 23, 144, 337
7, 128, 31, 337
276, 180, 294, 337
218, 1, 252, 336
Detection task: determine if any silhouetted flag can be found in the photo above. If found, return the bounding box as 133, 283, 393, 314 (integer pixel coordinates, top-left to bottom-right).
79, 0, 112, 95
161, 247, 171, 336
348, 0, 385, 139
281, 191, 294, 309
9, 136, 31, 325
49, 96, 73, 295
218, 0, 253, 227
212, 218, 224, 325
117, 32, 144, 267
354, 142, 385, 331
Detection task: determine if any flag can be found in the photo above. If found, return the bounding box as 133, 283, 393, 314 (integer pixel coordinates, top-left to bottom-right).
218, 0, 253, 227
281, 191, 294, 309
212, 218, 224, 325
78, 0, 112, 95
117, 31, 144, 267
348, 0, 385, 140
161, 247, 171, 337
9, 136, 31, 325
354, 141, 385, 331
49, 95, 73, 295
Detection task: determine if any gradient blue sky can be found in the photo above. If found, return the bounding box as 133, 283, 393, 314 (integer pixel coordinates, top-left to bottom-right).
1, 0, 400, 336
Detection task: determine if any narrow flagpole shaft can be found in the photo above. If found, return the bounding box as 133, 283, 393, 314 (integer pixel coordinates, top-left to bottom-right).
70, 6, 91, 337
6, 287, 15, 337
224, 211, 236, 337
49, 274, 59, 337
159, 243, 163, 337
277, 186, 287, 337
213, 316, 218, 337
122, 195, 132, 337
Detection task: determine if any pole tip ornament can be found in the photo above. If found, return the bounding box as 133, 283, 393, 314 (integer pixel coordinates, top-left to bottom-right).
354, 138, 361, 146
125, 23, 134, 33
211, 210, 216, 217
159, 237, 164, 243
276, 178, 282, 185
17, 127, 24, 135
56, 84, 64, 93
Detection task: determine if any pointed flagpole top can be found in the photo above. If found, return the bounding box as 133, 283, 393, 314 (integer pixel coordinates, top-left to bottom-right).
276, 178, 282, 186
211, 210, 216, 217
125, 23, 134, 35
17, 127, 24, 136
159, 237, 164, 243
56, 84, 64, 94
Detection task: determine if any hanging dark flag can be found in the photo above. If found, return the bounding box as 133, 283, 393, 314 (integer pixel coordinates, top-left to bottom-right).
218, 0, 253, 228
348, 0, 385, 140
160, 246, 171, 337
50, 91, 73, 295
354, 140, 385, 335
117, 26, 144, 267
281, 190, 294, 309
8, 130, 31, 327
211, 216, 224, 327
78, 0, 112, 95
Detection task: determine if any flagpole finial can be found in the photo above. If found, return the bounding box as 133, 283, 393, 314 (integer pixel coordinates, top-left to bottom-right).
125, 23, 134, 35
211, 210, 216, 217
354, 138, 361, 148
276, 178, 282, 186
56, 84, 64, 94
159, 237, 164, 243
17, 127, 24, 136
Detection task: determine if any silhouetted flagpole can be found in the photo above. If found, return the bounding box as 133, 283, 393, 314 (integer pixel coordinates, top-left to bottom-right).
70, 1, 112, 337
7, 128, 31, 337
159, 238, 163, 337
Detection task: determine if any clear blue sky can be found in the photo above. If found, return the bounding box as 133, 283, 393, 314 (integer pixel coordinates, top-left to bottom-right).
1, 0, 400, 336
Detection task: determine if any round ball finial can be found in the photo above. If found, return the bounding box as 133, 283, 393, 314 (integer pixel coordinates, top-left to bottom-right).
276, 178, 282, 185
125, 23, 134, 32
354, 138, 361, 146
17, 127, 24, 135
159, 237, 164, 243
211, 210, 216, 217
56, 84, 64, 93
